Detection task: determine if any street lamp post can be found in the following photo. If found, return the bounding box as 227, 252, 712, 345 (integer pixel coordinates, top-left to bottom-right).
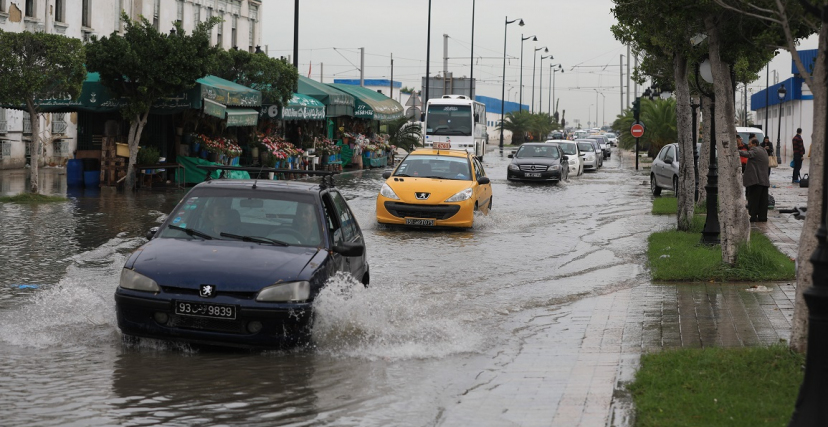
695, 59, 720, 245
469, 0, 475, 96
776, 84, 787, 164
691, 98, 700, 201
588, 104, 593, 128
594, 90, 605, 127
550, 65, 563, 116
539, 55, 551, 114
531, 46, 548, 113
519, 34, 536, 111
500, 16, 524, 153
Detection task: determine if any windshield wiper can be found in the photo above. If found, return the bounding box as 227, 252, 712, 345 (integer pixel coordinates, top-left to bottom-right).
220, 232, 289, 246
168, 224, 213, 240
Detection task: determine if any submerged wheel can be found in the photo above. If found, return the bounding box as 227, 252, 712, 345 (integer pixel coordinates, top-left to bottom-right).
650, 174, 662, 196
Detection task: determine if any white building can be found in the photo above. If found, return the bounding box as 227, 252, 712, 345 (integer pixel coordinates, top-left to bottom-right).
0, 0, 262, 169
751, 49, 816, 163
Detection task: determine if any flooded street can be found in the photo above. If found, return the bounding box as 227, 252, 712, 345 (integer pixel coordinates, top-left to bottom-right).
0, 151, 672, 426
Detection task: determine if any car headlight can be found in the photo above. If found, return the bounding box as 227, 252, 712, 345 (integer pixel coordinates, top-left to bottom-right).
379, 183, 400, 200
508, 164, 519, 171
569, 158, 577, 164
549, 164, 560, 170
256, 281, 310, 302
120, 268, 160, 293
586, 154, 595, 161
445, 187, 473, 202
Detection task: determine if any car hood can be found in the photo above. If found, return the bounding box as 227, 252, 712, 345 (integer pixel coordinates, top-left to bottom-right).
129, 238, 323, 292
386, 177, 473, 203
511, 157, 560, 166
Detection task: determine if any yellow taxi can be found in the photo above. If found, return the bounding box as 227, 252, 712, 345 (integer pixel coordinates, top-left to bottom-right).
376, 148, 492, 228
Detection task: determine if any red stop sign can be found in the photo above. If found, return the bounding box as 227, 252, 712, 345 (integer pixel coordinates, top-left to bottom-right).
630, 123, 645, 138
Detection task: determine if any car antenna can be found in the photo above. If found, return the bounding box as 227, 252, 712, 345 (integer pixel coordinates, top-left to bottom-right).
252, 162, 266, 189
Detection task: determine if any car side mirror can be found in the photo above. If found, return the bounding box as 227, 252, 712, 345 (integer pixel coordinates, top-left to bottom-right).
420, 112, 425, 122
333, 242, 365, 257
474, 113, 480, 123
562, 155, 569, 161
664, 157, 673, 164
146, 227, 159, 240
382, 171, 392, 179
477, 176, 490, 185
507, 154, 513, 158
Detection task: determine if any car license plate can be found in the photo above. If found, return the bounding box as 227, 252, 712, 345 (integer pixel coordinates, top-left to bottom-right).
525, 172, 542, 177
175, 301, 236, 319
405, 218, 435, 226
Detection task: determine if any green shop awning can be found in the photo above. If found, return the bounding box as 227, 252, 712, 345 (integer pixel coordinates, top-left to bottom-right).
296, 76, 354, 117
0, 71, 200, 114
261, 93, 326, 121
330, 84, 404, 121
197, 75, 262, 107
226, 108, 259, 127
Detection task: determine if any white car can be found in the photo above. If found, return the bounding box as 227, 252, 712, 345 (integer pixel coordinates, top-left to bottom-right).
575, 139, 600, 171
605, 132, 618, 146
552, 140, 583, 176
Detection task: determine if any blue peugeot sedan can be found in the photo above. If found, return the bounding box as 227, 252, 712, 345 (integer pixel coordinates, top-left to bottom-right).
114, 172, 368, 349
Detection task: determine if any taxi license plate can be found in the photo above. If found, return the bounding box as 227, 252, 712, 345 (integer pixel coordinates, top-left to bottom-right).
525, 172, 542, 178
175, 301, 236, 319
405, 218, 435, 226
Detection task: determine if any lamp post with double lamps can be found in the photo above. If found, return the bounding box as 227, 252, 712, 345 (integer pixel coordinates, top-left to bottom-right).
500, 16, 524, 153
539, 55, 551, 114
531, 46, 548, 113
776, 84, 786, 164
550, 64, 563, 115
519, 34, 536, 111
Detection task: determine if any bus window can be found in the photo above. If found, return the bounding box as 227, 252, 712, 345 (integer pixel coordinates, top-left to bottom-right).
426, 105, 472, 136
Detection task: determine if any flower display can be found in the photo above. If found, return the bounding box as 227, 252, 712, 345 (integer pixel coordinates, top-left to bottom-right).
315, 138, 340, 156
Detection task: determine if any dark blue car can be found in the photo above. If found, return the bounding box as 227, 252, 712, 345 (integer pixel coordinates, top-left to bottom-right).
114, 175, 368, 348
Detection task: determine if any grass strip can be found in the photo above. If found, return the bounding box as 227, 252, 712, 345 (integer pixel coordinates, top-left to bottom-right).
0, 193, 67, 203
630, 345, 803, 427
647, 223, 795, 281
652, 197, 706, 215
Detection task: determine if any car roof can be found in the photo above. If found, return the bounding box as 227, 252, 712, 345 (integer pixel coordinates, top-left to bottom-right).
545, 139, 570, 143
523, 142, 559, 147
409, 149, 471, 158
193, 178, 324, 194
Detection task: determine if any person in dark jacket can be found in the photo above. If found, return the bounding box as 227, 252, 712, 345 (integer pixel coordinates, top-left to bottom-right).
792, 128, 805, 183
740, 138, 770, 222
760, 136, 774, 176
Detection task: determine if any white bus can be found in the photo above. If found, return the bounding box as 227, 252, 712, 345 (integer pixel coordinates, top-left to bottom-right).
423, 95, 488, 159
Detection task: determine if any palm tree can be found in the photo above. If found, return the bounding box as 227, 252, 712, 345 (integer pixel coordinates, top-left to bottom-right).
528, 113, 559, 141
387, 117, 422, 152
497, 110, 533, 144
612, 98, 677, 156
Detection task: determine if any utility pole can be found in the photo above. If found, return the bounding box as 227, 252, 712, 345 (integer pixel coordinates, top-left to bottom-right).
320, 62, 323, 83
443, 33, 449, 78
390, 53, 394, 99
626, 45, 630, 108
360, 47, 365, 87
620, 54, 624, 115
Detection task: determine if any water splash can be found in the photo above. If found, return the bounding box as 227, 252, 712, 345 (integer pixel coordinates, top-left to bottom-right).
312, 273, 484, 360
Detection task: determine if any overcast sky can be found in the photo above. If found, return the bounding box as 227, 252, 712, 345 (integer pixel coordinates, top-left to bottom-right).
262, 1, 818, 128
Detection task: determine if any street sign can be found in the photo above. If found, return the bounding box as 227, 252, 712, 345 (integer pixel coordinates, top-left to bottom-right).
630, 122, 645, 138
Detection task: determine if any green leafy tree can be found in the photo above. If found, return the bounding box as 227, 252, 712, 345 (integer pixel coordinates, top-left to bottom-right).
386, 117, 422, 152
528, 113, 559, 142
211, 48, 297, 106
0, 30, 85, 193
611, 99, 677, 155
85, 14, 219, 190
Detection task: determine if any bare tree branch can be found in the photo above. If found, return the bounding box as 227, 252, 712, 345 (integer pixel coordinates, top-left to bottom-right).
778, 0, 817, 87
712, 0, 783, 24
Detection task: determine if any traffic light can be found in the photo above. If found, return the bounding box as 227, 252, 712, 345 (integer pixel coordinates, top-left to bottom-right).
632, 97, 641, 121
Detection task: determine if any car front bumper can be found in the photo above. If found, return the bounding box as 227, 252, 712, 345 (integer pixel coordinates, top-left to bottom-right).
506, 169, 563, 181
114, 288, 313, 348
376, 196, 475, 228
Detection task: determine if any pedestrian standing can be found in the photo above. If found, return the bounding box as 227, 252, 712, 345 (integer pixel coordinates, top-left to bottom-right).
760, 136, 774, 176
737, 135, 748, 173
792, 128, 805, 183
740, 138, 770, 222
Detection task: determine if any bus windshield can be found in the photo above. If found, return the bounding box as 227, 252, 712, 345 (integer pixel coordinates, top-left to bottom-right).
426, 105, 472, 136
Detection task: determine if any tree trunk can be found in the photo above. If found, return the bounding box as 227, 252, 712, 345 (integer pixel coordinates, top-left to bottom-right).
125, 110, 150, 191
674, 54, 695, 231
697, 95, 712, 206
790, 23, 828, 353
27, 102, 40, 194
706, 17, 750, 265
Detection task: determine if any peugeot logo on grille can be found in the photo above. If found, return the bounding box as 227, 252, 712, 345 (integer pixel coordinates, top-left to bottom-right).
415, 192, 430, 200
200, 284, 215, 298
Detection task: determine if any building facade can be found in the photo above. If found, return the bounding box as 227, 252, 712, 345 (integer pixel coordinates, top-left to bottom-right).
0, 0, 262, 169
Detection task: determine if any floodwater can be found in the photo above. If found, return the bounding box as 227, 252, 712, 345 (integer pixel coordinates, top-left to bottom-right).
0, 152, 671, 426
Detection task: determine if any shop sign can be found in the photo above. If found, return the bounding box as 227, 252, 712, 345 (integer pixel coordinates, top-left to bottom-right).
282, 106, 326, 120
354, 104, 374, 118
203, 99, 227, 119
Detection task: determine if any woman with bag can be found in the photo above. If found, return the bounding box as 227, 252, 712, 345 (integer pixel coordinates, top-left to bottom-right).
761, 136, 776, 175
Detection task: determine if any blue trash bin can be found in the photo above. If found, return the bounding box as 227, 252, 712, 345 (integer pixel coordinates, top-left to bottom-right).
83, 171, 100, 188
67, 159, 83, 187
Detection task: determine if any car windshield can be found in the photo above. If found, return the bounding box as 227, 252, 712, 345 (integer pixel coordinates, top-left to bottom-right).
515, 145, 560, 159
577, 142, 594, 152
156, 190, 323, 246
426, 105, 472, 136
560, 143, 578, 155
394, 155, 471, 180
605, 133, 616, 138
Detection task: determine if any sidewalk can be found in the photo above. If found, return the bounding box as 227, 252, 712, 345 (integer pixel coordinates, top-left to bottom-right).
566, 150, 808, 426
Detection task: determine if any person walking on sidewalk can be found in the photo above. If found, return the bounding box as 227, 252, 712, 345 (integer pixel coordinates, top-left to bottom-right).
760, 136, 774, 176
792, 128, 805, 183
740, 138, 770, 222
